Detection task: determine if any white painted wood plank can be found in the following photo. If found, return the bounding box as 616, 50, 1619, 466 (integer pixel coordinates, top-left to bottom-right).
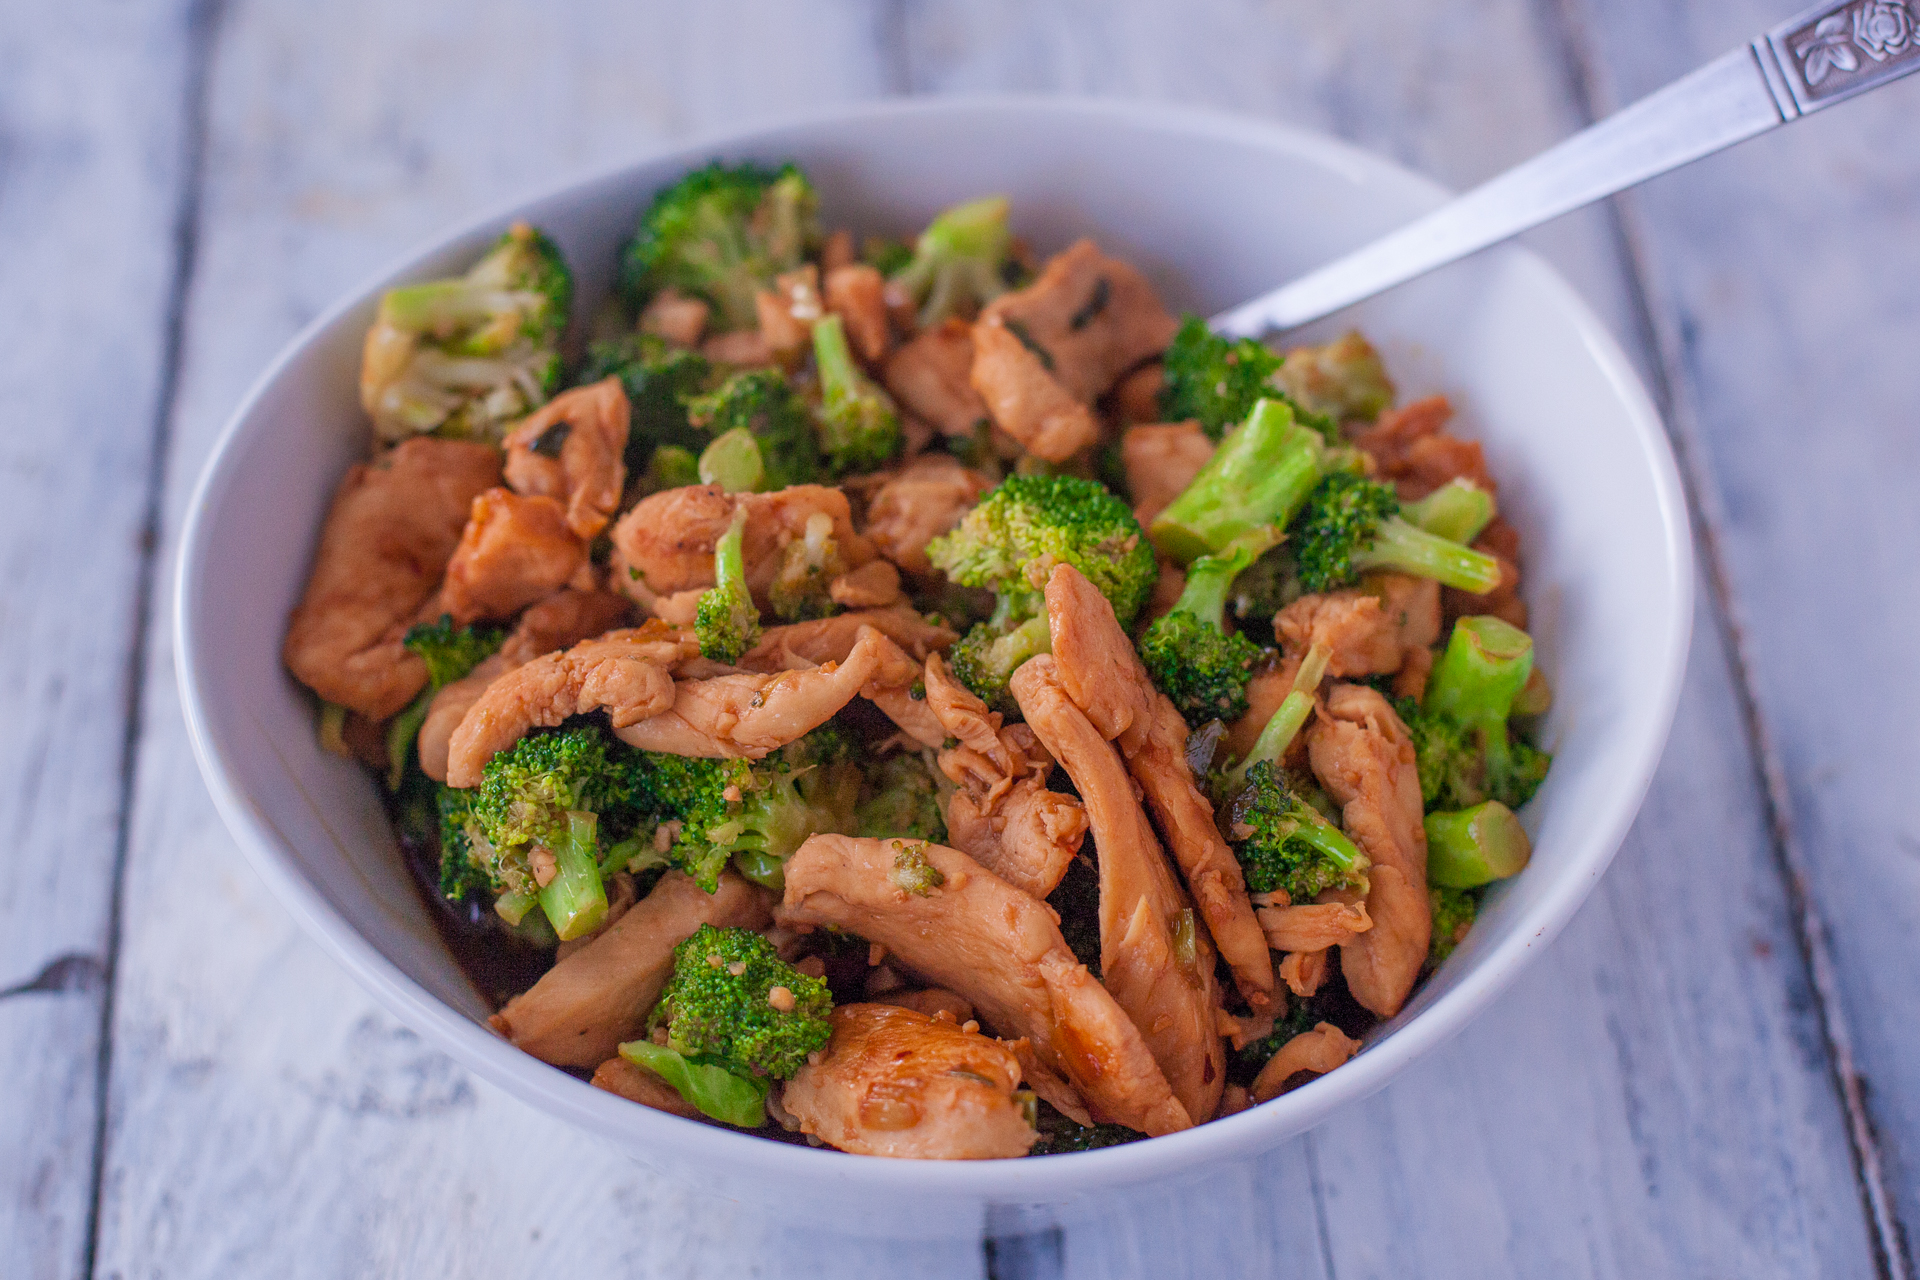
92, 2, 979, 1277
0, 3, 198, 1275
1565, 0, 1920, 1259
902, 2, 1881, 1276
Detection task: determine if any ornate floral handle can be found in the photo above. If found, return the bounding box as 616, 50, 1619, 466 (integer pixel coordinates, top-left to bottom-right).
1757, 0, 1920, 116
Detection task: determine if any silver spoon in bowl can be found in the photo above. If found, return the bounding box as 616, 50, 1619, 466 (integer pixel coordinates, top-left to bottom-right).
1213, 0, 1920, 336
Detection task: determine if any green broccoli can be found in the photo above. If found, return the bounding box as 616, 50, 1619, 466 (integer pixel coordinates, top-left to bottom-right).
362, 222, 572, 443
1290, 471, 1503, 595
697, 427, 767, 493
1149, 398, 1343, 565
1402, 616, 1551, 812
434, 784, 491, 905
766, 513, 847, 622
944, 616, 1053, 715
645, 443, 701, 492
654, 923, 833, 1079
617, 161, 819, 331
1425, 799, 1532, 887
685, 368, 822, 489
1229, 542, 1305, 625
887, 839, 947, 895
812, 312, 902, 476
1428, 885, 1482, 967
1402, 477, 1495, 545
1138, 540, 1270, 727
578, 332, 716, 471
855, 753, 948, 843
861, 233, 915, 277
1045, 855, 1102, 979
1229, 995, 1326, 1087
887, 195, 1016, 327
385, 615, 506, 790
694, 508, 759, 662
1272, 331, 1394, 425
1225, 760, 1370, 901
1159, 315, 1288, 441
1028, 1103, 1147, 1155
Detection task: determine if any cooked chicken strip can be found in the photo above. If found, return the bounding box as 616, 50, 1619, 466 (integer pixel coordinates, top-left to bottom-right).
781, 834, 1191, 1136
781, 1004, 1037, 1159
882, 319, 989, 439
613, 624, 898, 759
638, 287, 709, 349
828, 559, 904, 609
1306, 684, 1430, 1017
283, 437, 500, 718
876, 988, 975, 1024
1043, 564, 1275, 1010
591, 1055, 705, 1120
1108, 362, 1164, 427
978, 240, 1178, 404
824, 263, 891, 363
417, 588, 634, 782
501, 377, 630, 540
968, 318, 1101, 462
1121, 423, 1214, 525
740, 607, 956, 670
609, 483, 875, 605
490, 871, 772, 1068
1256, 900, 1372, 952
440, 488, 588, 625
862, 455, 993, 578
445, 626, 692, 787
1278, 949, 1330, 998
1249, 1023, 1360, 1103
1274, 575, 1441, 679
1350, 394, 1496, 502
1011, 656, 1225, 1124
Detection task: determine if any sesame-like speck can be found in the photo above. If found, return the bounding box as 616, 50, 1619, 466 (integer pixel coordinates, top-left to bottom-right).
767, 985, 796, 1012
706, 952, 725, 968
727, 960, 748, 977
961, 1020, 980, 1035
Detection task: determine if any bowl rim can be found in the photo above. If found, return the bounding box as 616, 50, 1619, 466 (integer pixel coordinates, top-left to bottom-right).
175, 93, 1693, 1198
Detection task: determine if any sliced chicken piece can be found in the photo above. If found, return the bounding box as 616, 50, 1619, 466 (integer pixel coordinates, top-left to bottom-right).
417, 588, 635, 782
613, 624, 898, 759
1121, 422, 1213, 524
591, 1055, 706, 1120
1108, 362, 1164, 427
820, 229, 856, 274
741, 606, 956, 670
828, 559, 904, 609
440, 488, 588, 626
876, 988, 975, 1024
490, 871, 772, 1068
1249, 1023, 1360, 1103
501, 377, 630, 540
445, 627, 693, 787
1274, 574, 1441, 680
862, 454, 993, 578
1256, 900, 1372, 952
968, 318, 1101, 462
782, 834, 1191, 1135
1278, 949, 1330, 998
755, 265, 823, 364
283, 437, 501, 718
1306, 684, 1430, 1017
1010, 656, 1225, 1123
824, 263, 891, 363
1350, 394, 1496, 502
610, 483, 875, 606
781, 1004, 1037, 1159
1145, 556, 1185, 623
882, 319, 989, 439
638, 287, 709, 349
701, 328, 774, 367
978, 240, 1178, 404
1044, 564, 1275, 1010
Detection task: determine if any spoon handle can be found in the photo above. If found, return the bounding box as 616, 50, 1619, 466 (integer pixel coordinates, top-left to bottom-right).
1213, 0, 1920, 336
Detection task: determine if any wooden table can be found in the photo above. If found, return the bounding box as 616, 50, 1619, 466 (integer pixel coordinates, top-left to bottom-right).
6, 1, 1915, 1275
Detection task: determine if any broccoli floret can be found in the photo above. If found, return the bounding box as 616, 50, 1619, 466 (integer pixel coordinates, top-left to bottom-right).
927, 474, 1156, 628
1028, 1102, 1147, 1155
645, 443, 701, 492
1274, 331, 1394, 425
811, 313, 903, 476
766, 511, 847, 622
385, 615, 506, 789
361, 222, 571, 443
654, 923, 833, 1079
887, 195, 1015, 327
1149, 398, 1341, 564
1138, 541, 1269, 726
1229, 997, 1325, 1087
435, 784, 491, 904
855, 753, 948, 843
861, 234, 915, 277
694, 508, 759, 662
1229, 541, 1305, 625
1429, 885, 1482, 967
685, 368, 822, 489
617, 161, 820, 332
1290, 472, 1502, 595
1159, 315, 1286, 441
1226, 760, 1370, 901
1402, 477, 1495, 545
578, 332, 716, 470
1401, 616, 1551, 812
946, 616, 1052, 715
1045, 854, 1102, 979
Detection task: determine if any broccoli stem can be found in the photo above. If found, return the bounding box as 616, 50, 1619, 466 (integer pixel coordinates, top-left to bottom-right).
1402, 478, 1495, 545
1426, 616, 1535, 793
1425, 800, 1532, 887
537, 810, 609, 941
1350, 516, 1503, 593
811, 312, 859, 400
493, 886, 537, 927
1225, 641, 1330, 790
1287, 805, 1368, 880
698, 427, 766, 493
696, 506, 758, 662
1174, 538, 1266, 629
1149, 399, 1328, 564
988, 614, 1053, 680
385, 691, 434, 791
619, 1040, 769, 1127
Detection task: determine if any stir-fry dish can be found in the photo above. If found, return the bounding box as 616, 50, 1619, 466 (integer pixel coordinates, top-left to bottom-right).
283, 163, 1551, 1158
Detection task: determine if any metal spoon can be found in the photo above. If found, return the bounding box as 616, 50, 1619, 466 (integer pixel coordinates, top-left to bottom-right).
1213, 0, 1920, 336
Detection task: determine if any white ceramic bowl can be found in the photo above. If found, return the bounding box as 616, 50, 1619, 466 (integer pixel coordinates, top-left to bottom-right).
176, 98, 1691, 1238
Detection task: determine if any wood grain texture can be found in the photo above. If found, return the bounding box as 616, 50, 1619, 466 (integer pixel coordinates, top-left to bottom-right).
0, 3, 199, 1276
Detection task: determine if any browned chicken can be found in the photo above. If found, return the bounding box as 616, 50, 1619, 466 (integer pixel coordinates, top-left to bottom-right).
781, 1004, 1037, 1159
1350, 394, 1496, 502
609, 484, 875, 606
741, 607, 957, 669
820, 229, 856, 274
638, 287, 709, 348
702, 328, 774, 367
824, 263, 891, 363
501, 377, 630, 540
1444, 516, 1528, 630
418, 587, 634, 782
1278, 948, 1330, 998
440, 488, 588, 625
827, 559, 904, 609
1010, 655, 1226, 1123
613, 625, 905, 759
444, 625, 694, 787
1043, 564, 1275, 1011
968, 318, 1101, 461
591, 1055, 705, 1120
877, 988, 975, 1024
490, 871, 772, 1068
1108, 362, 1164, 427
1256, 900, 1373, 952
1248, 1023, 1360, 1103
755, 265, 823, 364
1224, 661, 1292, 763
1306, 685, 1430, 1017
881, 319, 989, 440
861, 455, 994, 578
978, 240, 1178, 404
1121, 423, 1214, 524
283, 437, 500, 718
1274, 574, 1441, 680
780, 833, 1192, 1136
